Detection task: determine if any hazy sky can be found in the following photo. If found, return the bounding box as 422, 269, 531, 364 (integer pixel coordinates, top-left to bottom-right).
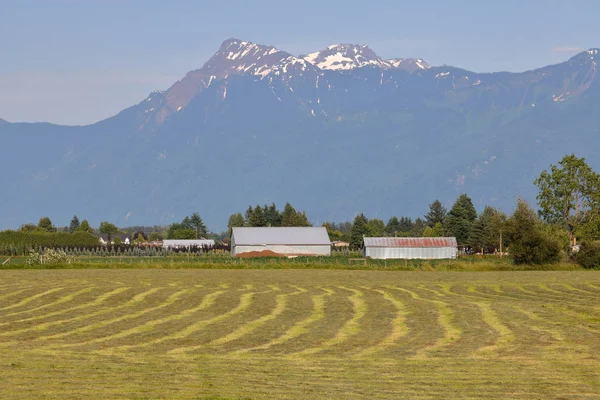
1, 0, 599, 125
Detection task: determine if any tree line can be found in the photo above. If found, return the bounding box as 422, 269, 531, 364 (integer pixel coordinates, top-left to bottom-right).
3, 154, 600, 267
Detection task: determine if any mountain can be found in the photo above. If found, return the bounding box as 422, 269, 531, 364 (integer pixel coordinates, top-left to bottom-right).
1, 39, 600, 231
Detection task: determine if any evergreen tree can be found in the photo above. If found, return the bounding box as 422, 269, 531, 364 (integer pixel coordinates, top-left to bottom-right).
291, 210, 312, 227
425, 200, 447, 227
264, 203, 282, 227
181, 213, 207, 238
281, 203, 296, 227
445, 193, 477, 246
469, 206, 507, 253
350, 213, 371, 249
367, 218, 386, 237
248, 205, 267, 227
385, 216, 401, 236
69, 215, 80, 233
244, 205, 254, 225
412, 217, 426, 237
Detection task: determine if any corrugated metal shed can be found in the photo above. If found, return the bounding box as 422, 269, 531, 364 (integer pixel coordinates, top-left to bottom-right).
363, 237, 458, 260
231, 227, 331, 257
363, 237, 457, 248
162, 239, 215, 249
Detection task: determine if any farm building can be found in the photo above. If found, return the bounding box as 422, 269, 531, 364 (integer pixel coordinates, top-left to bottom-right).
231, 227, 331, 257
363, 237, 458, 259
162, 239, 215, 249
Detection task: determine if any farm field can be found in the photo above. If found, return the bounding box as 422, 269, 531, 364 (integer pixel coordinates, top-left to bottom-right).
0, 270, 599, 399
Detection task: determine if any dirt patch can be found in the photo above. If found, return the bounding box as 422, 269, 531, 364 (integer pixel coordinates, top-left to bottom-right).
236, 250, 286, 258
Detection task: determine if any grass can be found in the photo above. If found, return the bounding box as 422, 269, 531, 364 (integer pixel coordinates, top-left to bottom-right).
0, 269, 599, 399
0, 254, 586, 271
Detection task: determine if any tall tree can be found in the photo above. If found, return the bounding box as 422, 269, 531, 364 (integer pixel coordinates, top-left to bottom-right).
505, 199, 562, 264
99, 221, 119, 242
367, 218, 386, 237
425, 200, 447, 228
412, 217, 426, 237
38, 217, 57, 232
75, 219, 94, 234
385, 216, 401, 236
244, 205, 254, 225
445, 194, 477, 246
69, 215, 80, 233
227, 213, 245, 237
350, 213, 371, 249
248, 205, 267, 227
535, 154, 600, 246
423, 222, 444, 237
264, 203, 282, 227
181, 213, 207, 238
469, 206, 507, 253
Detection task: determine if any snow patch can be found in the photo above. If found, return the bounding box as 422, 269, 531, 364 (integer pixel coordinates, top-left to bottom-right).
435, 72, 450, 78
473, 80, 481, 86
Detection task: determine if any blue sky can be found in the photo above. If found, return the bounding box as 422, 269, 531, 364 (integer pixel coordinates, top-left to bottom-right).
1, 0, 598, 125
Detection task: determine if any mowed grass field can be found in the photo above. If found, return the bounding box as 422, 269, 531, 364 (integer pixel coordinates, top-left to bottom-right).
0, 270, 599, 399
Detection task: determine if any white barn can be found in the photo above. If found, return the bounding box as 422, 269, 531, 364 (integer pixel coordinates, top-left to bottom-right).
363, 237, 458, 260
231, 227, 331, 257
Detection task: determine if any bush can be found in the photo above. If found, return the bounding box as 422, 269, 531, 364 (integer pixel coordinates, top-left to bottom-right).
505, 199, 563, 265
26, 249, 75, 265
576, 242, 600, 269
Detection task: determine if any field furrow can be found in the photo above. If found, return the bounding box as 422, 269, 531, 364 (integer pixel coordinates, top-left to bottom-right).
0, 270, 599, 399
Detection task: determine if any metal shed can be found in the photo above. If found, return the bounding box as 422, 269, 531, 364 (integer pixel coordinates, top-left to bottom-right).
363, 237, 458, 259
231, 227, 331, 257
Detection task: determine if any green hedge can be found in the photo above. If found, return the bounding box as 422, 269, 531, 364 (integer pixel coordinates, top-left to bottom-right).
0, 231, 99, 255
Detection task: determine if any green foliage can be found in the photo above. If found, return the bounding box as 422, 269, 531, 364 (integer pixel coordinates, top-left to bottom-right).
264, 203, 282, 227
412, 217, 426, 237
425, 200, 447, 228
367, 218, 386, 237
75, 219, 94, 234
423, 222, 445, 238
247, 205, 267, 227
535, 154, 600, 246
280, 202, 311, 227
168, 229, 196, 240
323, 222, 343, 242
576, 241, 600, 269
0, 230, 99, 255
469, 206, 507, 253
148, 231, 164, 242
227, 213, 245, 236
350, 213, 372, 249
181, 213, 207, 238
385, 216, 401, 236
445, 194, 477, 246
38, 217, 57, 233
113, 237, 123, 246
18, 223, 40, 232
99, 221, 119, 241
69, 215, 80, 233
505, 199, 562, 265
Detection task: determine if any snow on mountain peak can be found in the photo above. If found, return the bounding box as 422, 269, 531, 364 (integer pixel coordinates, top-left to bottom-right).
201, 38, 290, 78
385, 58, 431, 72
303, 44, 386, 71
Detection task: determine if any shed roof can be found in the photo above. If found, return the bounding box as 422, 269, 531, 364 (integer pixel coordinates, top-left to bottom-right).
232, 227, 330, 246
363, 237, 457, 248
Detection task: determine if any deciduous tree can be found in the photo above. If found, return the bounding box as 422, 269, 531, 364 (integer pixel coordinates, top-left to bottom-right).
535, 154, 600, 246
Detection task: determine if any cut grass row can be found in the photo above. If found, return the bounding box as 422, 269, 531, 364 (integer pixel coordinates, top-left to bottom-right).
1, 270, 599, 398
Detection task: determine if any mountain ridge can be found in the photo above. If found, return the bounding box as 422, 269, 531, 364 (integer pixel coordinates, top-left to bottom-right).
1, 39, 600, 231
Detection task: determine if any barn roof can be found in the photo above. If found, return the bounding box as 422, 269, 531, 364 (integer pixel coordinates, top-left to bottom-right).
363, 237, 457, 248
232, 227, 331, 246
